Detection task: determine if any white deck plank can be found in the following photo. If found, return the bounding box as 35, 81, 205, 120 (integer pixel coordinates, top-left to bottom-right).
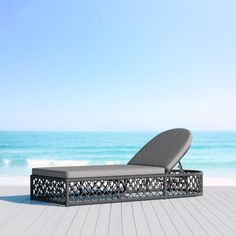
189, 197, 235, 235
108, 203, 122, 236
0, 203, 46, 235
0, 186, 38, 230
212, 187, 236, 206
195, 196, 236, 234
66, 205, 91, 236
178, 197, 222, 236
131, 201, 151, 236
159, 199, 194, 235
6, 205, 48, 236
36, 206, 68, 236
212, 187, 236, 207
0, 186, 236, 236
0, 186, 44, 230
51, 206, 78, 236
225, 186, 236, 195
189, 198, 236, 235
151, 199, 180, 235
204, 188, 236, 214
24, 206, 58, 236
121, 202, 137, 236
203, 191, 236, 222
169, 198, 208, 236
0, 198, 30, 228
215, 187, 236, 201
95, 204, 111, 236
141, 201, 165, 236
80, 204, 101, 236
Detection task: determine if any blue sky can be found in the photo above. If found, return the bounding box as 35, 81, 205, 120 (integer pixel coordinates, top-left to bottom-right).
0, 0, 235, 131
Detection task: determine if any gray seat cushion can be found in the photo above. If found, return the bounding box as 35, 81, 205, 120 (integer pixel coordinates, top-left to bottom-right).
128, 128, 192, 171
32, 164, 165, 178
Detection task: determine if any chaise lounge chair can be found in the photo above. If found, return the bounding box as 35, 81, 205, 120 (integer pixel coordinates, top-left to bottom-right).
30, 128, 203, 206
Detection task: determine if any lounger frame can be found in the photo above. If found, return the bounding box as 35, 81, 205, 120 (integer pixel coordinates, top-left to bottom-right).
30, 169, 203, 206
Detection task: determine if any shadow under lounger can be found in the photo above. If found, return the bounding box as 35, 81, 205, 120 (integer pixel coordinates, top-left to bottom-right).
31, 128, 203, 206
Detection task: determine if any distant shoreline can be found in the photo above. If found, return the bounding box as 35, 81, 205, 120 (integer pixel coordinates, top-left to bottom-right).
1, 132, 236, 183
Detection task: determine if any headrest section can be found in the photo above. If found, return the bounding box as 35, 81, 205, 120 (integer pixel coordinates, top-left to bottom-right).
128, 128, 192, 171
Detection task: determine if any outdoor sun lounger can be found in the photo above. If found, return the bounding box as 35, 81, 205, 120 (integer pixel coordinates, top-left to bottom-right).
30, 128, 203, 206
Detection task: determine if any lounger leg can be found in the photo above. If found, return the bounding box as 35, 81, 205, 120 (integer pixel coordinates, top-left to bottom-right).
65, 179, 69, 207
30, 175, 33, 200
164, 176, 167, 199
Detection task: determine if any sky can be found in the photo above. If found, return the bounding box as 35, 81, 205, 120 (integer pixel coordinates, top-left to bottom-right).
0, 0, 235, 131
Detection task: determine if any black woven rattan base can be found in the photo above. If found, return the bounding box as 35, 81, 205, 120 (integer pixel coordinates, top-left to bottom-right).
30, 170, 203, 206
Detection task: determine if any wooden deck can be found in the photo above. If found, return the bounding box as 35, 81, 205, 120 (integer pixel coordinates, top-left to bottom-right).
0, 186, 235, 236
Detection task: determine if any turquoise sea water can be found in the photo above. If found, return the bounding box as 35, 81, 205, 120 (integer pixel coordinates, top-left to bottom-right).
0, 132, 235, 178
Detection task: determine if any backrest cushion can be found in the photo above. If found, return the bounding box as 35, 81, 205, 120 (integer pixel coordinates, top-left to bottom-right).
128, 128, 192, 171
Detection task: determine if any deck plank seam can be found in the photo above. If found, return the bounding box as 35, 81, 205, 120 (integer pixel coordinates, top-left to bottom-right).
48, 208, 68, 236
35, 207, 61, 236
93, 204, 102, 236
140, 201, 153, 236
187, 198, 224, 236
0, 203, 41, 233
21, 205, 49, 236
0, 203, 27, 227
202, 195, 236, 223
120, 202, 124, 236
79, 205, 91, 236
224, 187, 236, 195
32, 206, 58, 236
209, 188, 236, 208
64, 207, 80, 235
204, 190, 236, 214
130, 202, 138, 236
169, 199, 195, 236
195, 197, 236, 234
160, 200, 181, 236
177, 198, 210, 236
1, 204, 47, 235
64, 207, 80, 236
150, 201, 167, 236
215, 187, 236, 203
107, 204, 112, 236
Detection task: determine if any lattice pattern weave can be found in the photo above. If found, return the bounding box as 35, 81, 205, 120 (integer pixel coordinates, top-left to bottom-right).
68, 177, 165, 204
31, 170, 203, 206
31, 176, 66, 204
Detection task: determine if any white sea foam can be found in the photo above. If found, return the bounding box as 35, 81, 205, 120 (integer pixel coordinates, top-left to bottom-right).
0, 143, 9, 147
3, 159, 11, 166
26, 159, 90, 168
105, 161, 122, 165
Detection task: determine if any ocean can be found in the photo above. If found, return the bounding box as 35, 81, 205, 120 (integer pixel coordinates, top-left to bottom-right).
0, 131, 235, 178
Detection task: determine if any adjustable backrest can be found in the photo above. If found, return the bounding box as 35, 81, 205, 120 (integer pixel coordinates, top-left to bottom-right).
128, 128, 192, 171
